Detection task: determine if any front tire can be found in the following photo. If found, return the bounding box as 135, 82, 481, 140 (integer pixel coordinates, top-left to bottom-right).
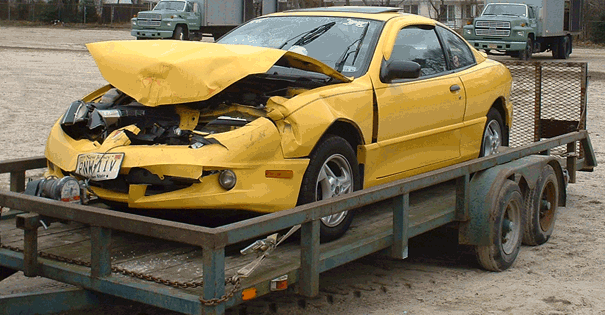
173, 26, 187, 40
522, 165, 559, 245
475, 180, 524, 271
519, 38, 532, 60
298, 135, 361, 242
479, 108, 506, 157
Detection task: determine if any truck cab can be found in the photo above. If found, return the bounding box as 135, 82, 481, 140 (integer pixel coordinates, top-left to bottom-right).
131, 0, 203, 40
462, 0, 582, 60
463, 3, 538, 59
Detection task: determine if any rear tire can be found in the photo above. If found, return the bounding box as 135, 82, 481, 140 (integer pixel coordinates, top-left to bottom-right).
475, 180, 524, 271
522, 165, 559, 245
479, 108, 507, 157
297, 135, 361, 242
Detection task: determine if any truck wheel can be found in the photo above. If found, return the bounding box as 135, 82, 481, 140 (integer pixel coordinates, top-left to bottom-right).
522, 165, 559, 245
479, 108, 506, 157
173, 26, 187, 40
561, 36, 571, 59
519, 38, 532, 60
298, 135, 360, 242
475, 180, 524, 271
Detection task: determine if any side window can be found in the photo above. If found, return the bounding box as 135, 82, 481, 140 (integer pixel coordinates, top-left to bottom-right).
436, 26, 475, 70
528, 6, 535, 19
390, 26, 447, 77
185, 2, 193, 12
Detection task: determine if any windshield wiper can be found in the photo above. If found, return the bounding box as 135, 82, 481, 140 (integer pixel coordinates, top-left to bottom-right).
278, 22, 337, 49
334, 22, 370, 73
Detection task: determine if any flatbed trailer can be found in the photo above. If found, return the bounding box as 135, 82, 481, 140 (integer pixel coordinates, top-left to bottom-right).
0, 61, 597, 315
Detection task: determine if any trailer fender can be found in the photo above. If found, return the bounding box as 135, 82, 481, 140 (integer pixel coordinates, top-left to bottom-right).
459, 155, 566, 246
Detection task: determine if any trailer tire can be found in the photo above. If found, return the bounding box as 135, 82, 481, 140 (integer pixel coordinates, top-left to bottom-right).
479, 108, 506, 157
475, 180, 523, 271
298, 135, 360, 242
519, 38, 532, 60
522, 165, 559, 246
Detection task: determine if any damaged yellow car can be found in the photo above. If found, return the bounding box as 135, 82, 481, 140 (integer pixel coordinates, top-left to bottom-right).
39, 7, 513, 241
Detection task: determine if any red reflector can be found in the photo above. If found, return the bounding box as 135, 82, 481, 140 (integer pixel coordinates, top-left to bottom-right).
265, 170, 293, 179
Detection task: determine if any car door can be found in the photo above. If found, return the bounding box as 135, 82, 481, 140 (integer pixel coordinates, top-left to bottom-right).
362, 24, 466, 186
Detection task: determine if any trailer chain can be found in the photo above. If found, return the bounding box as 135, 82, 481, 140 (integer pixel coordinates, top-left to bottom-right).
0, 243, 240, 305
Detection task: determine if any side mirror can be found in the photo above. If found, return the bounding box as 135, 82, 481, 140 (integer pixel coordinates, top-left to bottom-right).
380, 60, 421, 83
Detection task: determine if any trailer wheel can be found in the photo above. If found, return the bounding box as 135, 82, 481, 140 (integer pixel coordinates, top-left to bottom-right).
523, 165, 559, 245
173, 26, 187, 40
519, 38, 532, 60
298, 135, 360, 242
475, 180, 523, 271
479, 108, 505, 157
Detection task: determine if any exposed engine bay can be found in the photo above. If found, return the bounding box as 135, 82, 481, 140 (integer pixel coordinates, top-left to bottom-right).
60, 71, 331, 146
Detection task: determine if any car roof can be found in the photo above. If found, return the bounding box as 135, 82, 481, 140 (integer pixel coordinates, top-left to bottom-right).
268, 6, 437, 23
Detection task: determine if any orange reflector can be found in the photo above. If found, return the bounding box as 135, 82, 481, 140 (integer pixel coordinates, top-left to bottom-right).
265, 170, 293, 179
242, 288, 257, 300
270, 275, 288, 291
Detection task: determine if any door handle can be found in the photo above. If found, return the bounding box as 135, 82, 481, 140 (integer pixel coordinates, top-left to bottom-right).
450, 85, 461, 92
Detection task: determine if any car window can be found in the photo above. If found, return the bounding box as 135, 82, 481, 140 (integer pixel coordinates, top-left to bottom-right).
218, 16, 383, 78
389, 26, 447, 77
436, 26, 475, 70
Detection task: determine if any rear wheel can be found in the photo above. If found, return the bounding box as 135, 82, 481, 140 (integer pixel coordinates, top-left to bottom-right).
523, 165, 559, 245
298, 135, 360, 242
475, 180, 524, 271
479, 108, 506, 157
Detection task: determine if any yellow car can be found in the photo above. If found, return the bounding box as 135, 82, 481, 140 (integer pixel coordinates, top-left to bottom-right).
42, 6, 513, 241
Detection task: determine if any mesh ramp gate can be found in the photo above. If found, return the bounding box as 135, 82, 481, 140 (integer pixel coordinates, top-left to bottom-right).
501, 61, 588, 158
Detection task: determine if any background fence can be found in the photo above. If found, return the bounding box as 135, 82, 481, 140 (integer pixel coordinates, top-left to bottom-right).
0, 2, 155, 24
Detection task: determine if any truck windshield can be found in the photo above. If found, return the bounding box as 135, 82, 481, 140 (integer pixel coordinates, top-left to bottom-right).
153, 1, 186, 11
218, 16, 383, 78
482, 4, 526, 17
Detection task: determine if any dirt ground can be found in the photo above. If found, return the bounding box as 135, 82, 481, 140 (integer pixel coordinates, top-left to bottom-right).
0, 26, 604, 315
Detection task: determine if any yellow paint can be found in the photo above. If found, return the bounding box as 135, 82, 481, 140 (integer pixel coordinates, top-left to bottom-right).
45, 11, 513, 214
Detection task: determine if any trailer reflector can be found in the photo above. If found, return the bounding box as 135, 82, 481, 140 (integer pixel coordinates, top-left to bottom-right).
242, 288, 257, 300
270, 275, 288, 291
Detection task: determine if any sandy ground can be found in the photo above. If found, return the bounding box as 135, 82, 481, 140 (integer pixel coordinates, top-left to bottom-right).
0, 26, 604, 315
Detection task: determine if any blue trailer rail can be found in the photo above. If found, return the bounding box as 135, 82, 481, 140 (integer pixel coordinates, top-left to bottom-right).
0, 61, 596, 315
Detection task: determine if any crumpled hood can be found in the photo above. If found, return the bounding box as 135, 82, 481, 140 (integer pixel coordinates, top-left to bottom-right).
86, 40, 351, 107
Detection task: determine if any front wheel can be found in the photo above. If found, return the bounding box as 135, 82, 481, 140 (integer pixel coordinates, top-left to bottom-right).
298, 135, 361, 242
519, 38, 532, 60
475, 180, 524, 271
173, 26, 187, 40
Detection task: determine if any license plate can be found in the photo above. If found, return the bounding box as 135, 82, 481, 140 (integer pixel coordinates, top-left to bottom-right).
75, 153, 124, 181
488, 44, 498, 49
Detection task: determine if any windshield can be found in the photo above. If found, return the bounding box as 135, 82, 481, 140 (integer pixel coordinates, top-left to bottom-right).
153, 1, 186, 11
482, 4, 527, 17
218, 16, 383, 78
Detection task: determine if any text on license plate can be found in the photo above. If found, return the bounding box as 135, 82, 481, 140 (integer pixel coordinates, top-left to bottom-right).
75, 153, 124, 181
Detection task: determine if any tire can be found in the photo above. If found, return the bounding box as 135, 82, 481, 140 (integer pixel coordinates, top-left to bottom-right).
519, 38, 532, 60
298, 135, 361, 242
479, 108, 507, 157
552, 36, 570, 59
173, 25, 187, 40
475, 180, 524, 271
522, 165, 559, 245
